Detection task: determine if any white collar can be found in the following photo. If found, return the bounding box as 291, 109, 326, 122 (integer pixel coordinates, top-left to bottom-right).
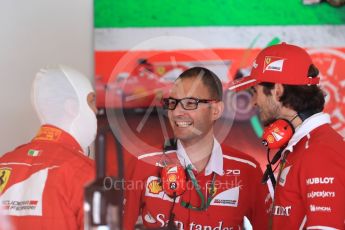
283, 112, 331, 153
176, 138, 224, 176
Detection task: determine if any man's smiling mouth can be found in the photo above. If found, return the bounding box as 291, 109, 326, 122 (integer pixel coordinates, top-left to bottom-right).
175, 121, 192, 127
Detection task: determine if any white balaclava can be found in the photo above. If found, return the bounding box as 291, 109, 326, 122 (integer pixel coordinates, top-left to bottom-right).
31, 66, 97, 152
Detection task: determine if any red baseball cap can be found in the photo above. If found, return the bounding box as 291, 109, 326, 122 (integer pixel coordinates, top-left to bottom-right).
228, 42, 320, 91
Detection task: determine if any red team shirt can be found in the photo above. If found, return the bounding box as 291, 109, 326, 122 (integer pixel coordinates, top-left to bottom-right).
0, 125, 94, 230
123, 138, 271, 229
272, 113, 345, 229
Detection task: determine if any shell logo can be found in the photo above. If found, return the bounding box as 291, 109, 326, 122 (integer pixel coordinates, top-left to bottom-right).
267, 135, 275, 143
168, 174, 177, 182
148, 179, 163, 194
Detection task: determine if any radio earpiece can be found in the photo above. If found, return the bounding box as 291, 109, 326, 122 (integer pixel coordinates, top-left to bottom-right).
261, 118, 295, 187
161, 164, 187, 197
262, 119, 295, 149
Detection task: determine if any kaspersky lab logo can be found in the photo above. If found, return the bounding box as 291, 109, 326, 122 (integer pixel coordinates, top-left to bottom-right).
263, 56, 285, 73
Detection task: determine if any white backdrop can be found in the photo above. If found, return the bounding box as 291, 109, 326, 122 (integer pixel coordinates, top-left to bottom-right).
0, 0, 93, 154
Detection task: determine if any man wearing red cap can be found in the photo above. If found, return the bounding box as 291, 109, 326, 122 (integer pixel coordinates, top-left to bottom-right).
229, 43, 345, 229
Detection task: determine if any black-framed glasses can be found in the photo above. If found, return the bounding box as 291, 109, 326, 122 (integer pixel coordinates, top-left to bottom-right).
162, 97, 218, 110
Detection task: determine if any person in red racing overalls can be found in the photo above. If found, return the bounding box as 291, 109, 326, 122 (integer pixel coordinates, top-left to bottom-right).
229, 42, 345, 229
0, 66, 97, 230
123, 67, 271, 229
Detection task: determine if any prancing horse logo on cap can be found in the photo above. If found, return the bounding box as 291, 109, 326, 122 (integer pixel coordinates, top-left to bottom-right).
263, 56, 285, 73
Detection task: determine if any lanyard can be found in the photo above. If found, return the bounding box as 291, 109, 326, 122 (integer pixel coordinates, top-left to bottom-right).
276, 151, 289, 185
181, 164, 216, 211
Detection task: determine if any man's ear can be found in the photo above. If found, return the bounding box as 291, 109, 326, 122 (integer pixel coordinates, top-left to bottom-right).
273, 83, 284, 101
212, 101, 224, 121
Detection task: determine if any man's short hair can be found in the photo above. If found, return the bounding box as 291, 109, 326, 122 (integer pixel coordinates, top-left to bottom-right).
177, 67, 223, 101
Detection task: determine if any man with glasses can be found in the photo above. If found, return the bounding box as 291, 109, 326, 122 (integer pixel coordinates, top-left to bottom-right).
123, 67, 271, 229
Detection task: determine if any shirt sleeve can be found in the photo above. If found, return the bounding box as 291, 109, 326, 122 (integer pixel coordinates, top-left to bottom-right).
247, 163, 272, 229
300, 145, 345, 229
